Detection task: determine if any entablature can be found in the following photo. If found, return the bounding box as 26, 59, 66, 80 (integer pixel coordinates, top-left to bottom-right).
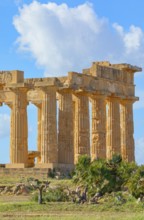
0, 61, 141, 105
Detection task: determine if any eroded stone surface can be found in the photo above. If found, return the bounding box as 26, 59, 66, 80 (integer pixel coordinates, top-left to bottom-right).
0, 61, 141, 168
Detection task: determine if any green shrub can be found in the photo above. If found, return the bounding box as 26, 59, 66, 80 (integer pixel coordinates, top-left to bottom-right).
44, 188, 69, 202
44, 188, 68, 202
31, 192, 39, 202
48, 168, 56, 178
31, 188, 69, 203
127, 165, 144, 198
73, 154, 139, 198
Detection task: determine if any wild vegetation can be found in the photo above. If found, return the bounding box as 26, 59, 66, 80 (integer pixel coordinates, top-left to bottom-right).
1, 155, 144, 219
73, 154, 144, 201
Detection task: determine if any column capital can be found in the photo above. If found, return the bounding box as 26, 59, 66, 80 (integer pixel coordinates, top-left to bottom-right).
5, 102, 13, 109
120, 98, 137, 104
31, 101, 42, 108
91, 94, 107, 99
57, 88, 72, 94
107, 96, 121, 102
73, 90, 90, 97
6, 84, 30, 93
37, 86, 57, 93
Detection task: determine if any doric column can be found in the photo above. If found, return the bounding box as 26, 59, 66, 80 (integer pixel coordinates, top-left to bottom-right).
32, 102, 42, 164
91, 95, 106, 160
106, 97, 121, 159
41, 87, 58, 164
74, 94, 90, 164
58, 92, 74, 164
10, 88, 28, 165
120, 100, 135, 162
37, 103, 42, 163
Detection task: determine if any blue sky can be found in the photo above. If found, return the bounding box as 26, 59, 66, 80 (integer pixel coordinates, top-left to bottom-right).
0, 0, 144, 164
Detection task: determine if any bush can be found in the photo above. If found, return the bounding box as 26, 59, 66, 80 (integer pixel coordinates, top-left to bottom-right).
44, 188, 69, 202
48, 168, 56, 178
127, 165, 144, 198
73, 154, 139, 198
31, 192, 38, 202
31, 187, 69, 203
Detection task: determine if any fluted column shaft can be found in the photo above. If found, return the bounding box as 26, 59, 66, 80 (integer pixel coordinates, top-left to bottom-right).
10, 88, 28, 164
91, 96, 106, 160
106, 98, 121, 159
120, 100, 134, 162
58, 92, 74, 164
37, 104, 42, 163
74, 95, 90, 164
41, 88, 58, 163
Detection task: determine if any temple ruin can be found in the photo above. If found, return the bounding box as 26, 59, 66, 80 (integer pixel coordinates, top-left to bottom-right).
0, 61, 141, 169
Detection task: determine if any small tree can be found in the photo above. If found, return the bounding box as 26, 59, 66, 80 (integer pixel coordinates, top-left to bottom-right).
29, 178, 50, 204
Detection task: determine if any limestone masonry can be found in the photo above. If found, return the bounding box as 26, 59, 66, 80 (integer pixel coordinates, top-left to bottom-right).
0, 61, 142, 169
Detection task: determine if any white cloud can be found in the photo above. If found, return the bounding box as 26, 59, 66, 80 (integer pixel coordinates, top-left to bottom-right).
0, 114, 10, 138
13, 1, 144, 76
9, 1, 127, 75
13, 2, 144, 110
13, 2, 107, 75
113, 23, 144, 54
135, 138, 144, 165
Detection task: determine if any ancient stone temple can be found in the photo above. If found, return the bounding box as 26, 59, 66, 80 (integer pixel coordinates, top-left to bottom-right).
0, 61, 141, 169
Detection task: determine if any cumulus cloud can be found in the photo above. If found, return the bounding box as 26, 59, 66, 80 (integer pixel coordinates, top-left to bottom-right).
135, 138, 144, 165
13, 2, 107, 75
0, 114, 10, 138
13, 1, 144, 112
13, 2, 105, 75
13, 1, 144, 76
13, 2, 144, 104
113, 23, 144, 54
